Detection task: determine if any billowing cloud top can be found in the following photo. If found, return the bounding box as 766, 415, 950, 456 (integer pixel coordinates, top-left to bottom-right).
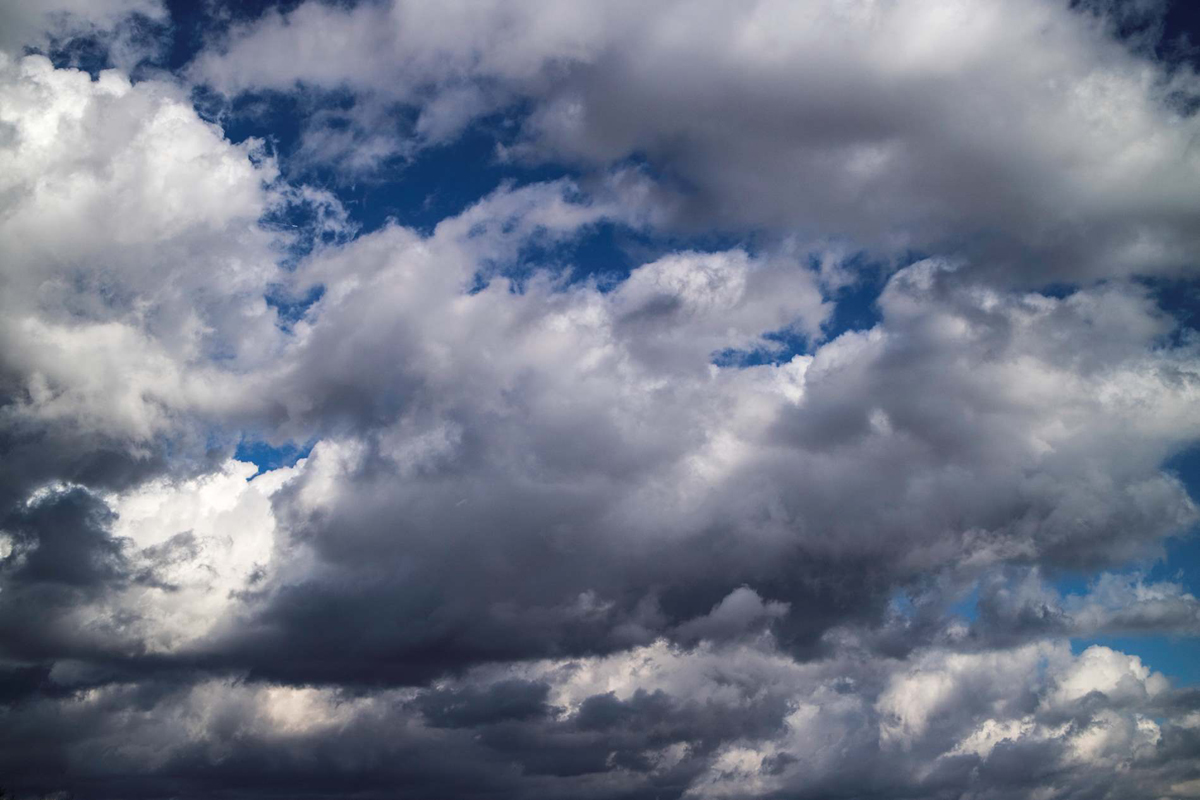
1, 1, 1199, 799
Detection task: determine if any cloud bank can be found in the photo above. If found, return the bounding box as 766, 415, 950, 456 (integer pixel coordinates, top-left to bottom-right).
1, 1, 1199, 798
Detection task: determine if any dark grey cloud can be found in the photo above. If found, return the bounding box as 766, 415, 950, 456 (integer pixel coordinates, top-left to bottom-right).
3, 637, 1198, 800
2, 487, 123, 589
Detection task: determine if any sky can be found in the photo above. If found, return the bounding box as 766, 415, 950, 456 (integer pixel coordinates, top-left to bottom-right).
1, 1, 1200, 798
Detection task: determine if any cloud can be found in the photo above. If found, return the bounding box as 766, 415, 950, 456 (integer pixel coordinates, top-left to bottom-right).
0, 48, 348, 523
151, 204, 1194, 689
972, 567, 1200, 642
8, 125, 1194, 685
1, 3, 1200, 799
189, 0, 1200, 281
0, 0, 166, 67
3, 635, 1198, 799
674, 587, 790, 645
0, 53, 281, 450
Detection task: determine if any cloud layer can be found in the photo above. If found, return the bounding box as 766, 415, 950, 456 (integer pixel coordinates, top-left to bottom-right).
1, 1, 1199, 798
192, 0, 1200, 281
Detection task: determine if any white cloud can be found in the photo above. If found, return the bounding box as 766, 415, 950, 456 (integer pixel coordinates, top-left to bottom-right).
0, 53, 290, 449
32, 460, 301, 654
189, 0, 1200, 280
1047, 644, 1169, 707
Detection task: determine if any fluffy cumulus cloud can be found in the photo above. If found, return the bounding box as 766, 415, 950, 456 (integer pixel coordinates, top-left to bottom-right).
1, 1, 1200, 799
190, 0, 1200, 281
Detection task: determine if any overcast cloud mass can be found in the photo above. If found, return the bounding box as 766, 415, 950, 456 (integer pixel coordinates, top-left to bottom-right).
2, 0, 1200, 797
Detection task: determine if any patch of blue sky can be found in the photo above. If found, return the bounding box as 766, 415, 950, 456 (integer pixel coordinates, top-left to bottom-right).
817, 250, 897, 339
1031, 282, 1079, 300
888, 590, 917, 621
474, 226, 618, 294
265, 284, 325, 330
1144, 275, 1200, 348
39, 33, 119, 76
205, 90, 573, 237
947, 584, 981, 622
234, 437, 314, 476
711, 327, 812, 369
477, 220, 669, 294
